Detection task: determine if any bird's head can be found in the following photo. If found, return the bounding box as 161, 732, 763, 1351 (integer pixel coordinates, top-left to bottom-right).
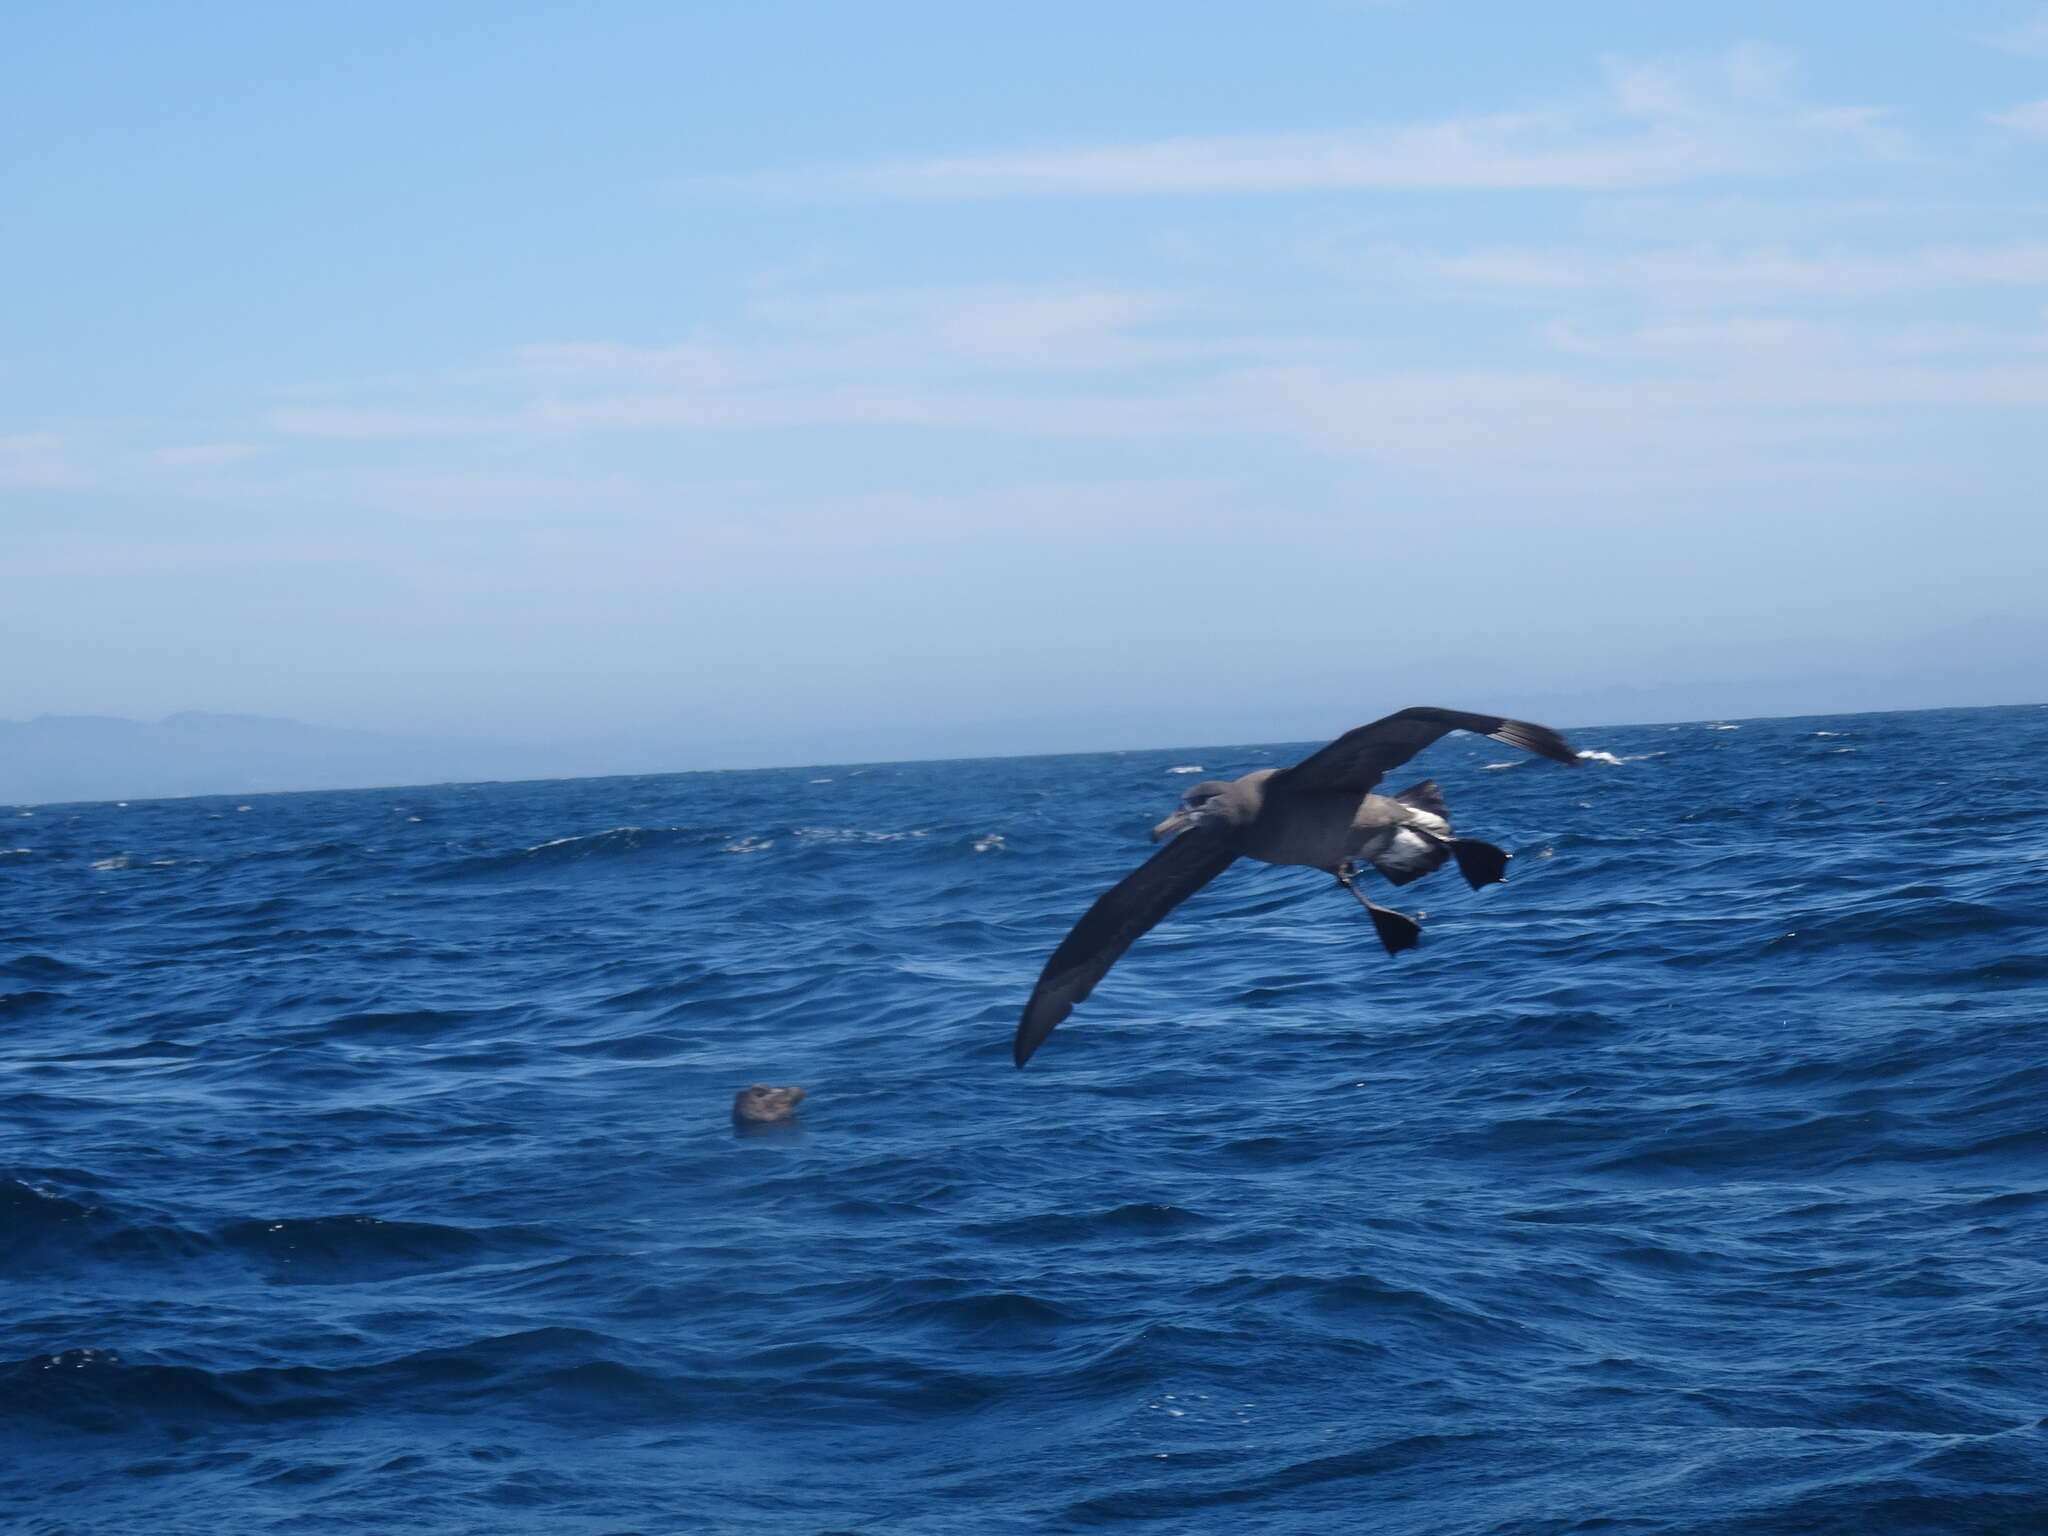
1151, 779, 1238, 842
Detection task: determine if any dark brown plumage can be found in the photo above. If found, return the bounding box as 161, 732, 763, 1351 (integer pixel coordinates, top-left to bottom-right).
1013, 707, 1581, 1068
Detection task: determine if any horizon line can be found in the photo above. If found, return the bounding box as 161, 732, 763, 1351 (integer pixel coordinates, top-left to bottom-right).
9, 697, 2041, 810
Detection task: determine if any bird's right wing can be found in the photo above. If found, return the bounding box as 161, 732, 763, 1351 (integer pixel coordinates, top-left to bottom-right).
1272, 707, 1580, 795
1013, 826, 1239, 1068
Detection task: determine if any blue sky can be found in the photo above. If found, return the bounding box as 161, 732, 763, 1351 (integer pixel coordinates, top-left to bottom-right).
6, 1, 2046, 758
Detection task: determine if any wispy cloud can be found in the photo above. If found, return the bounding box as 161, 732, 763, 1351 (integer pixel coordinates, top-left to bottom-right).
1539, 314, 2048, 362
701, 46, 1901, 201
1376, 241, 2048, 303
150, 443, 267, 468
1981, 6, 2048, 59
1187, 359, 2048, 480
1989, 99, 2048, 136
0, 433, 82, 488
745, 288, 1184, 367
254, 325, 2048, 502
267, 408, 505, 440
266, 284, 1286, 440
1576, 193, 2024, 244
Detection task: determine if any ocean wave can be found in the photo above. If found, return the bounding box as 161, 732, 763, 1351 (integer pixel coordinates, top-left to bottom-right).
972, 1202, 1216, 1243
422, 824, 724, 878
791, 826, 929, 845
0, 954, 95, 981
1576, 748, 1667, 765
216, 1215, 528, 1281
0, 1178, 215, 1270
312, 1007, 504, 1039
0, 1327, 670, 1434
5, 703, 2047, 1534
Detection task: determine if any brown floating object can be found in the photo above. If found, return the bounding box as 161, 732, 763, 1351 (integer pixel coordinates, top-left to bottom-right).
732, 1083, 806, 1123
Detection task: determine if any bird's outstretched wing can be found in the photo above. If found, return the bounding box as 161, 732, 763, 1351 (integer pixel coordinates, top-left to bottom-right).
1272, 707, 1580, 795
1014, 826, 1238, 1068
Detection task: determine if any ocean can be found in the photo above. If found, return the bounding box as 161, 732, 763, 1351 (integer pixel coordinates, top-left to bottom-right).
3, 703, 2046, 1535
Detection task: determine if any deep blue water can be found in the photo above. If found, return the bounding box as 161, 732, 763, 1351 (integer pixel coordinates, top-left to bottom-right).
4, 703, 2048, 1535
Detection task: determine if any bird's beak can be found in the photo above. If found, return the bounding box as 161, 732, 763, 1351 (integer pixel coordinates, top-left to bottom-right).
1151, 808, 1199, 843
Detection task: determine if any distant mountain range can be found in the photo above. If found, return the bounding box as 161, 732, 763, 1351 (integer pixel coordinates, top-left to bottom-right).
6, 619, 2043, 806
0, 713, 596, 806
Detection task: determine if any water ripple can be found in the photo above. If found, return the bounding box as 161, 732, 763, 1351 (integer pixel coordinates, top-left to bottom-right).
2, 704, 2045, 1533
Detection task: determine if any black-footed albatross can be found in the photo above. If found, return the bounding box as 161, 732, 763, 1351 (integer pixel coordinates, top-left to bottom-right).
1013, 707, 1581, 1067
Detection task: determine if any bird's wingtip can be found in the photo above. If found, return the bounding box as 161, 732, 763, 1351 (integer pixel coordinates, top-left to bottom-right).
1011, 1017, 1043, 1069
1492, 718, 1582, 766
1013, 997, 1069, 1068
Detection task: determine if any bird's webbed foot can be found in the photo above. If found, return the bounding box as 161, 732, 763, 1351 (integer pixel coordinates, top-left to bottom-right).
1448, 837, 1510, 889
1335, 862, 1422, 955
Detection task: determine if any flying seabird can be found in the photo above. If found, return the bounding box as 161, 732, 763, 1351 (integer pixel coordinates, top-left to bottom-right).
1013, 707, 1582, 1067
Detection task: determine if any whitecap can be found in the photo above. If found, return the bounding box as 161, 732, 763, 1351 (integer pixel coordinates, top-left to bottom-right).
1813, 731, 1844, 737
1166, 765, 1205, 775
809, 778, 832, 784
722, 835, 774, 854
90, 856, 133, 871
1577, 750, 1626, 766
972, 834, 1005, 853
794, 826, 911, 844
1708, 724, 1740, 731
1480, 761, 1521, 772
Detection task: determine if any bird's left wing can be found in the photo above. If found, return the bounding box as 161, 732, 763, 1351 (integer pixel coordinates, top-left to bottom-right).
1013, 825, 1239, 1068
1272, 707, 1580, 795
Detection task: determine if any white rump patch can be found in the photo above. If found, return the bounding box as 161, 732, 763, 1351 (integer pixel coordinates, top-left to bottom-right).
1372, 826, 1442, 879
